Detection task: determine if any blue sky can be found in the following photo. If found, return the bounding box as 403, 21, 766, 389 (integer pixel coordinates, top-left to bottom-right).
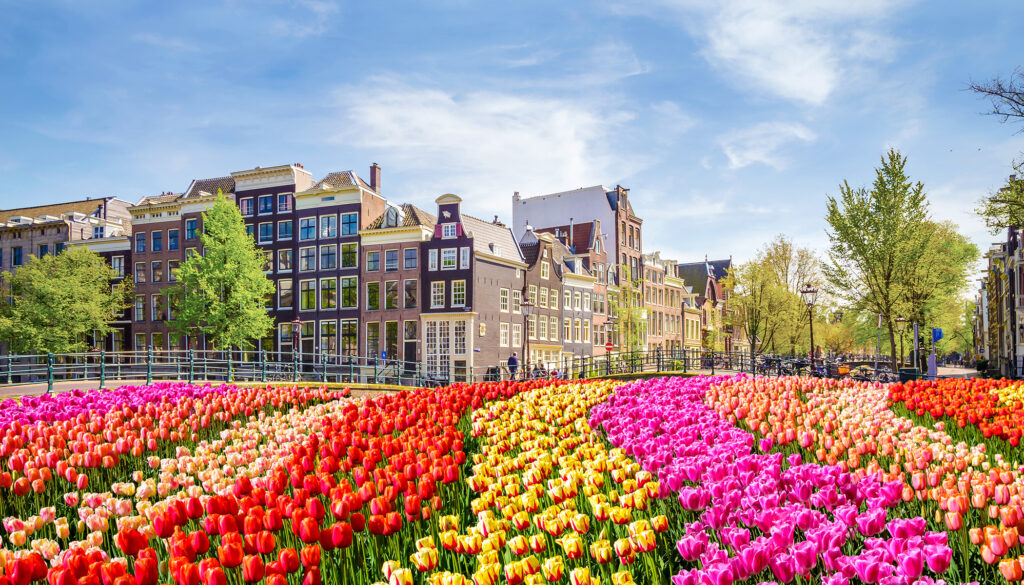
1, 0, 1022, 270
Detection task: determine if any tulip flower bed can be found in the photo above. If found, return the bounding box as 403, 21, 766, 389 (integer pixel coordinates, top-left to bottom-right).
889, 378, 1024, 448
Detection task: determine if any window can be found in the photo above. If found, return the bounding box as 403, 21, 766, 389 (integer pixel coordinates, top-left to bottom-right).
112, 256, 125, 278
278, 280, 293, 309
239, 198, 254, 216
299, 218, 316, 240
299, 247, 316, 271
528, 285, 537, 304
246, 224, 255, 237
278, 220, 293, 240
340, 319, 357, 355
259, 223, 273, 243
564, 318, 572, 342
341, 277, 357, 309
135, 233, 146, 253
366, 282, 380, 310
134, 262, 146, 284
366, 251, 380, 271
385, 280, 399, 309
404, 320, 417, 342
165, 296, 173, 321
538, 316, 547, 340
55, 243, 64, 254
299, 280, 316, 311
574, 291, 582, 310
341, 243, 357, 268
460, 247, 470, 269
278, 194, 292, 212
404, 279, 417, 308
574, 319, 582, 343
366, 322, 381, 358
528, 315, 536, 340
320, 215, 337, 239
168, 229, 179, 250
134, 296, 145, 322
404, 248, 418, 269
168, 260, 179, 282
151, 294, 166, 321
564, 290, 571, 309
320, 321, 337, 355
320, 245, 337, 270
583, 320, 591, 343
499, 323, 509, 347
258, 195, 273, 214
186, 219, 198, 240
442, 224, 457, 239
320, 278, 337, 309
499, 288, 509, 312
11, 247, 20, 267
429, 250, 438, 271
385, 250, 399, 272
549, 316, 558, 342
441, 249, 456, 270
431, 281, 445, 308
539, 288, 548, 309
151, 261, 163, 283
341, 213, 358, 236
92, 226, 105, 239
151, 231, 162, 252
541, 262, 550, 279
454, 322, 466, 355
584, 293, 591, 312
512, 289, 522, 313
38, 244, 48, 257
452, 280, 466, 307
512, 324, 522, 348
278, 249, 293, 272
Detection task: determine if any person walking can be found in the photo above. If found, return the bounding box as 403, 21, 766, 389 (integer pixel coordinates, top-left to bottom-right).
507, 352, 519, 380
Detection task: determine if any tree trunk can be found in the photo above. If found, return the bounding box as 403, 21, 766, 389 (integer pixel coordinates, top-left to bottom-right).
887, 321, 898, 373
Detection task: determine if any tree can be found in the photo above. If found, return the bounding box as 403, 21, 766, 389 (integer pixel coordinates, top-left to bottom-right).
0, 247, 131, 354
969, 67, 1024, 130
976, 174, 1024, 234
823, 149, 931, 372
901, 220, 979, 333
611, 269, 646, 352
726, 256, 790, 356
169, 191, 274, 350
760, 235, 819, 355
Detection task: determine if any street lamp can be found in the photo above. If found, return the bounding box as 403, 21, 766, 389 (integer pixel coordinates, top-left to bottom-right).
896, 316, 908, 368
521, 300, 535, 377
291, 318, 303, 359
800, 284, 818, 371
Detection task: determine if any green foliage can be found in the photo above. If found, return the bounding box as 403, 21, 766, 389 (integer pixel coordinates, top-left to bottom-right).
976, 173, 1024, 235
823, 149, 931, 370
611, 269, 646, 352
725, 257, 791, 355
0, 247, 131, 354
169, 191, 275, 350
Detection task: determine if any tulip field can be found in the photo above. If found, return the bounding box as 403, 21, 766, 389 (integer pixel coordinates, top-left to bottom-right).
3, 375, 1024, 585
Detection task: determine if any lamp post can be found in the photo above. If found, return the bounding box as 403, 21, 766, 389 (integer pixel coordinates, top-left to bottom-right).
896, 316, 908, 368
800, 284, 818, 372
291, 318, 303, 358
522, 300, 534, 377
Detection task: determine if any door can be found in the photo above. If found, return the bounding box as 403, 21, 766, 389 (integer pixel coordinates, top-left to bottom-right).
403, 341, 417, 373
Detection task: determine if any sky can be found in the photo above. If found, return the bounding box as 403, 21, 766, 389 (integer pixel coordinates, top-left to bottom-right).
0, 0, 1022, 273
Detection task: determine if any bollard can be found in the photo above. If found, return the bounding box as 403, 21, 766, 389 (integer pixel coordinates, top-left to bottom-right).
227, 350, 233, 383
261, 351, 267, 383
146, 346, 153, 385
321, 352, 327, 383
99, 351, 106, 389
188, 349, 195, 383
47, 353, 54, 394
6, 351, 11, 385
293, 351, 299, 383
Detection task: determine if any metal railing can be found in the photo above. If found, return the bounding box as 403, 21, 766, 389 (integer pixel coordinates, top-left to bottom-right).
0, 349, 452, 393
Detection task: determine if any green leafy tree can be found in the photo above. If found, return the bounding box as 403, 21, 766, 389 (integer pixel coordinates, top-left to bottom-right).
970, 68, 1024, 232
760, 234, 819, 355
726, 257, 790, 356
0, 247, 131, 354
823, 149, 931, 372
976, 174, 1024, 235
611, 268, 646, 352
169, 191, 274, 350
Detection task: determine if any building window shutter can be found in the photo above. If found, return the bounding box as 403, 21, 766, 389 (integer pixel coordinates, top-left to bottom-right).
456, 223, 464, 237
434, 225, 442, 238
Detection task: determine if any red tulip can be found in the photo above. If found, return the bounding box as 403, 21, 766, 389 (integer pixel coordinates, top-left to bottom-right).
241, 556, 264, 583
300, 546, 321, 568
256, 531, 276, 555
278, 549, 300, 574
217, 543, 243, 569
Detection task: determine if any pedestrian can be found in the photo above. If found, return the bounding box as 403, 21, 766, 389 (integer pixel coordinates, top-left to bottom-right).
507, 352, 519, 380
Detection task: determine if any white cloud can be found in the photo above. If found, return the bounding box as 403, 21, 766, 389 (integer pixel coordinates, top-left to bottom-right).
650, 101, 696, 135
332, 77, 641, 218
719, 121, 817, 169
611, 0, 906, 106
131, 33, 199, 53
272, 0, 340, 37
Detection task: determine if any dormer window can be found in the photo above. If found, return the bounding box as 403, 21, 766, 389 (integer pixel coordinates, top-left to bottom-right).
442, 224, 457, 239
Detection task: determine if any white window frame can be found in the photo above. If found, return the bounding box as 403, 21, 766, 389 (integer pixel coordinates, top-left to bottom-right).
512, 324, 522, 348
258, 222, 273, 244
549, 316, 558, 342
499, 288, 509, 312
499, 323, 510, 347
429, 249, 438, 271
460, 247, 470, 269
541, 261, 550, 280
583, 293, 591, 312
299, 246, 316, 272
431, 281, 445, 308
564, 318, 572, 342
539, 287, 548, 309
583, 320, 591, 343
564, 290, 571, 309
452, 280, 466, 307
512, 289, 522, 313
441, 248, 457, 270
574, 291, 582, 310
442, 223, 457, 239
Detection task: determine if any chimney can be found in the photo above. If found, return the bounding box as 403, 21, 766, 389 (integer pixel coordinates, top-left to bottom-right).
568, 217, 574, 251
370, 163, 381, 193
493, 215, 499, 224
